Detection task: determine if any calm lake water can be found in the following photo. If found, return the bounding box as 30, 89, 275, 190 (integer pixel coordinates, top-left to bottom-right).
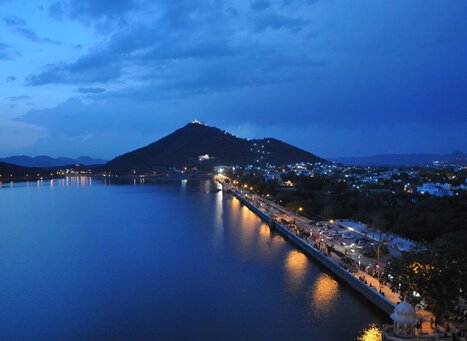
0, 177, 387, 340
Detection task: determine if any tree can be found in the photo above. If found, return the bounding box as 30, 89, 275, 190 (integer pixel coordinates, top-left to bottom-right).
385, 232, 467, 321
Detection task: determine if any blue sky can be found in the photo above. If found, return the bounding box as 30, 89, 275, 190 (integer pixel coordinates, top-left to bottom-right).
1, 0, 466, 159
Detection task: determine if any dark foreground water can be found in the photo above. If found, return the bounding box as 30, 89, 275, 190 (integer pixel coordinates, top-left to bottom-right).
0, 177, 386, 340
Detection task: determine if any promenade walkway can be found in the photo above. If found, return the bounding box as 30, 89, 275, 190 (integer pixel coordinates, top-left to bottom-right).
224, 184, 458, 337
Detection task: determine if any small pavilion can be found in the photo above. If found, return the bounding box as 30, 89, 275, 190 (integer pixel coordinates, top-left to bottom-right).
390, 300, 419, 338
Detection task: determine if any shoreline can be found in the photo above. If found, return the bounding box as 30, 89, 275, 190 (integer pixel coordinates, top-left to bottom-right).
227, 186, 396, 316
1, 173, 213, 186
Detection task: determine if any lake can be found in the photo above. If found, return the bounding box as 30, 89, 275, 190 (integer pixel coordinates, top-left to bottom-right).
0, 177, 387, 340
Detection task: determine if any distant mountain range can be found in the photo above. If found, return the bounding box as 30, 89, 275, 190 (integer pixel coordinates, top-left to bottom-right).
332, 151, 467, 166
106, 121, 323, 171
0, 155, 107, 168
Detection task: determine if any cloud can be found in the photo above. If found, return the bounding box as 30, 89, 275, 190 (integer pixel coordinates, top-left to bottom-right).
6, 95, 32, 101
15, 97, 173, 139
28, 0, 320, 92
3, 15, 27, 26
0, 42, 11, 59
226, 7, 238, 17
282, 0, 319, 7
13, 27, 62, 45
6, 76, 16, 82
78, 87, 106, 94
48, 1, 65, 19
4, 0, 467, 158
49, 0, 139, 23
68, 0, 139, 19
251, 0, 271, 11
3, 14, 62, 46
26, 51, 122, 85
253, 13, 308, 32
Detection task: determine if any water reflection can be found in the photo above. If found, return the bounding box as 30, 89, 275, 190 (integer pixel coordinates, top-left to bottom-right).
358, 324, 383, 341
284, 250, 308, 293
66, 176, 92, 187
258, 224, 271, 239
228, 196, 285, 262
181, 179, 187, 192
0, 179, 387, 339
236, 205, 257, 258
212, 191, 224, 251
308, 273, 339, 318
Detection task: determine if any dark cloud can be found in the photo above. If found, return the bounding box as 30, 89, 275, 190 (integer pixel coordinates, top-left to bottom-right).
28, 1, 318, 90
78, 87, 106, 94
6, 76, 16, 82
5, 0, 467, 158
13, 27, 62, 45
3, 15, 27, 26
251, 0, 271, 11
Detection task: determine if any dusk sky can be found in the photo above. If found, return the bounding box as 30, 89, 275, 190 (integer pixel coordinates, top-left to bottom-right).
1, 0, 466, 159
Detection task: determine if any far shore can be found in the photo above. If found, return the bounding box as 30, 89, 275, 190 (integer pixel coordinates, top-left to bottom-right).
1, 173, 214, 186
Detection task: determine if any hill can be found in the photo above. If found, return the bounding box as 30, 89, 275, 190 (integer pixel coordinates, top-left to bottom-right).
333, 151, 467, 167
0, 162, 44, 178
0, 155, 107, 168
106, 121, 323, 171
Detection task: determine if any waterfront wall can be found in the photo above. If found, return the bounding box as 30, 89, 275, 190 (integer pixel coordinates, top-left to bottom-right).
229, 189, 396, 316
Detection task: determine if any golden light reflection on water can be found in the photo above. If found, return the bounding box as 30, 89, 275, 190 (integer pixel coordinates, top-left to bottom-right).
236, 205, 257, 256
308, 273, 339, 317
258, 224, 271, 239
257, 223, 285, 262
57, 176, 93, 187
358, 324, 383, 341
228, 196, 284, 262
284, 250, 308, 293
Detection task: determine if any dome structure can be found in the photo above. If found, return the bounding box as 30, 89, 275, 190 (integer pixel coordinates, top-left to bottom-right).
390, 301, 418, 323
390, 301, 418, 338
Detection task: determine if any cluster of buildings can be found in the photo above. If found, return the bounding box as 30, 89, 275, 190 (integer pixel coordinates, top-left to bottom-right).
233, 161, 467, 197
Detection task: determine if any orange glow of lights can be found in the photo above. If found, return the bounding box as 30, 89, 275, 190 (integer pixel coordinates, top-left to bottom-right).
310, 274, 338, 316
285, 250, 308, 292
358, 325, 383, 341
